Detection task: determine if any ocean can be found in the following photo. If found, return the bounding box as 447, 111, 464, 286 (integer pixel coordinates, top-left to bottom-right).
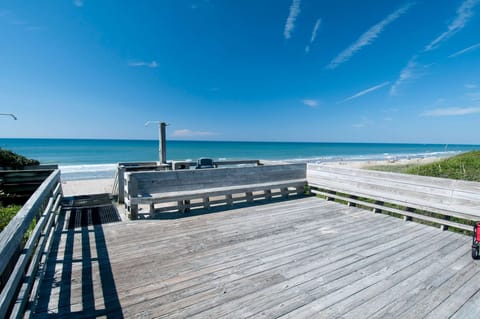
1, 138, 479, 181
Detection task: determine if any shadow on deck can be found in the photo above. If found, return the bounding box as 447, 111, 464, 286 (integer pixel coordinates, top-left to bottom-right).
31, 196, 480, 319
33, 195, 124, 318
138, 193, 308, 220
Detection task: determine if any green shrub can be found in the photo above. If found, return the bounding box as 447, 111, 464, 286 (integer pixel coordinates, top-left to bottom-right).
0, 205, 21, 232
0, 149, 40, 169
405, 151, 480, 182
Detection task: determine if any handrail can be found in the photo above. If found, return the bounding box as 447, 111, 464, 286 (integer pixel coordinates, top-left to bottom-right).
0, 169, 62, 318
307, 164, 480, 232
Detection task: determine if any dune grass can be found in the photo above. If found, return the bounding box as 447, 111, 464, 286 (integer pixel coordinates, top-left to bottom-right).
369, 151, 480, 182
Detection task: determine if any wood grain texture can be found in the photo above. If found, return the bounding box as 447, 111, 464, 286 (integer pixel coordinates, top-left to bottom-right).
0, 170, 62, 319
125, 164, 307, 217
31, 197, 480, 319
307, 164, 480, 223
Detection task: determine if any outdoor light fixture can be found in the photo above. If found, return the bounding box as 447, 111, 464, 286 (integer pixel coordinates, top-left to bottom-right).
0, 113, 17, 120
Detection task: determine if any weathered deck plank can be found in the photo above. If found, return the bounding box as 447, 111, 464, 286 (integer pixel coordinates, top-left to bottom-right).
32, 197, 480, 318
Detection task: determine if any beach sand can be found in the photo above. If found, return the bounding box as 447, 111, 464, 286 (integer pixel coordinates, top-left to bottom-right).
319, 156, 443, 169
62, 178, 115, 197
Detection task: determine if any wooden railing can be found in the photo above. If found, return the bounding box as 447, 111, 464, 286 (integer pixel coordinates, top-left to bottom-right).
0, 169, 62, 318
307, 164, 480, 232
0, 166, 58, 205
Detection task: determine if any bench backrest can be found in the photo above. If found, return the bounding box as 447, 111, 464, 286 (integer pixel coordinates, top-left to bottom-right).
307, 164, 480, 221
127, 163, 306, 196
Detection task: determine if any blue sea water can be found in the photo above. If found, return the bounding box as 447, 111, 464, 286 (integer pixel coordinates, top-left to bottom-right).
1, 138, 479, 180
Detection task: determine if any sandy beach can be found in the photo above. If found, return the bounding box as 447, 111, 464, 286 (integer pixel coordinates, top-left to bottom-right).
62, 178, 116, 197
319, 156, 443, 169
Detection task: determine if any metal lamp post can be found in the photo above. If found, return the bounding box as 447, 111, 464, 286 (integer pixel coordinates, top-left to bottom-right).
0, 113, 17, 120
145, 121, 168, 164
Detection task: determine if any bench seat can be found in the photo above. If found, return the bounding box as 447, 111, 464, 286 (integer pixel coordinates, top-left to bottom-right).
124, 164, 307, 219
130, 179, 306, 204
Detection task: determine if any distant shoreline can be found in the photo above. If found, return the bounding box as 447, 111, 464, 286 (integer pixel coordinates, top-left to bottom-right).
316, 156, 446, 169
3, 137, 480, 145
2, 137, 476, 181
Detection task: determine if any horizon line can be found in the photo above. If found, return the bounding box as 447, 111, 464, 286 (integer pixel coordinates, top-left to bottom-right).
1, 136, 479, 146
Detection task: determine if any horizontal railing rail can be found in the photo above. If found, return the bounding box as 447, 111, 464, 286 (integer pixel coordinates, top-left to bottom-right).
307, 164, 480, 232
0, 169, 62, 318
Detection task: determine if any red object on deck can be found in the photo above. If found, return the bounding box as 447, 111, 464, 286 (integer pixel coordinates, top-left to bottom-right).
476, 222, 480, 242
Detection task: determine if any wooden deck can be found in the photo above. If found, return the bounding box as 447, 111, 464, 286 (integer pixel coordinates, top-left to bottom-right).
32, 197, 480, 319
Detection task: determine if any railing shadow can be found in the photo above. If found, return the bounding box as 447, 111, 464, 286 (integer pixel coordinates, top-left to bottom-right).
32, 203, 123, 318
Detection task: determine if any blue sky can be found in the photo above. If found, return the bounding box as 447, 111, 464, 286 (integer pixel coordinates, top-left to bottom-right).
1, 0, 480, 144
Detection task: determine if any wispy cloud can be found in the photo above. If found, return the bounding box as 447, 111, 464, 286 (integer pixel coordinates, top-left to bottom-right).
327, 2, 413, 69
128, 61, 159, 68
390, 56, 422, 95
74, 0, 84, 7
425, 0, 479, 51
352, 123, 366, 128
449, 42, 480, 58
465, 83, 478, 89
421, 106, 480, 116
302, 99, 319, 108
284, 0, 301, 40
466, 92, 480, 101
172, 129, 215, 138
305, 18, 321, 53
0, 10, 45, 31
352, 117, 373, 128
341, 81, 390, 103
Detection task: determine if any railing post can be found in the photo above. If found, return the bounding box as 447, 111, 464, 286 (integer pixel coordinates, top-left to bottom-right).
348, 195, 358, 207
326, 190, 336, 201
264, 189, 272, 200
404, 207, 414, 221
126, 173, 138, 220
373, 201, 384, 213
226, 194, 233, 206
118, 165, 125, 204
203, 197, 210, 210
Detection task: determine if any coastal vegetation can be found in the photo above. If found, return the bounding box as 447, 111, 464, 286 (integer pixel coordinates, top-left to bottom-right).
0, 149, 39, 232
369, 151, 480, 182
0, 148, 39, 169
0, 204, 21, 232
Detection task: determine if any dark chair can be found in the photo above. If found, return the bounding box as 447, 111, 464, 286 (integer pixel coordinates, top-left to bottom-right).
195, 158, 216, 169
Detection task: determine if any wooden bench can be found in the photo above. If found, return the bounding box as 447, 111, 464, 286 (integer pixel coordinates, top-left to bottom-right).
124, 163, 307, 219
307, 164, 480, 231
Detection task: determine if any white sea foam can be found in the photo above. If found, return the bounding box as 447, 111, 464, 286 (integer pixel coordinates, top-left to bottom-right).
261, 150, 462, 164
58, 150, 462, 181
